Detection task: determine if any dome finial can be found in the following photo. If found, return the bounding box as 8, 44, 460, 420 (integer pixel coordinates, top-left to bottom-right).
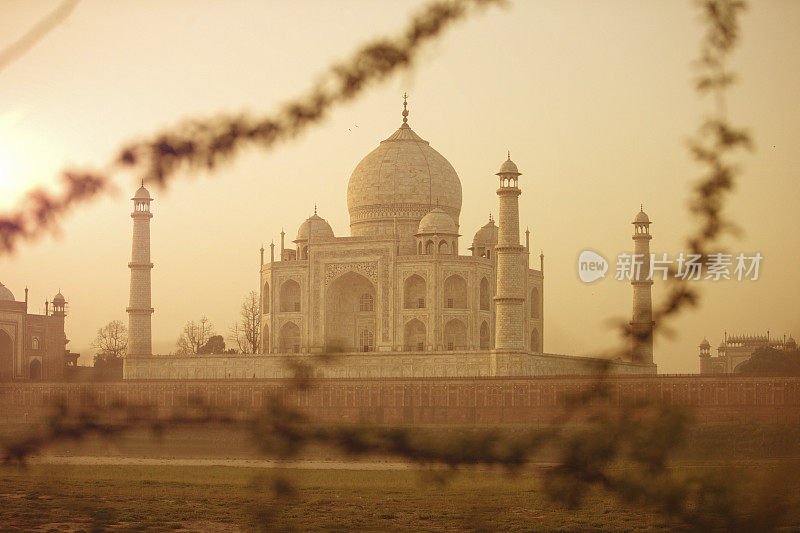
640, 203, 643, 212
507, 150, 511, 160
402, 92, 409, 124
314, 203, 317, 216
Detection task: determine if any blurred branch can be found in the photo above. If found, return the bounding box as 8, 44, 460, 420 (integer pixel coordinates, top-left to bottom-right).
114, 0, 502, 188
0, 0, 501, 256
2, 1, 783, 530
0, 170, 110, 255
4, 366, 787, 530
0, 0, 81, 74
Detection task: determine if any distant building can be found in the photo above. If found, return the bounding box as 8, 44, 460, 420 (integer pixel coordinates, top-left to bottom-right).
0, 283, 78, 381
699, 332, 797, 374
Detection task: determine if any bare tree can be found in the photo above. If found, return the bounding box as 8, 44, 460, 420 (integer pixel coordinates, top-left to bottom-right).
228, 291, 260, 354
227, 322, 243, 354
175, 316, 215, 355
90, 320, 127, 365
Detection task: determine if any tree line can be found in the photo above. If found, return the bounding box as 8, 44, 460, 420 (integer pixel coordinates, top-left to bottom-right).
90, 290, 261, 370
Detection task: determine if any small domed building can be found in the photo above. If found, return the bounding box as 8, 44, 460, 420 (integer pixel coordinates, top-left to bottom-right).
259, 100, 545, 362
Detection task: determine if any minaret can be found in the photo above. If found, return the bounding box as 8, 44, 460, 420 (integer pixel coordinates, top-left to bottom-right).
127, 183, 154, 356
494, 154, 525, 350
630, 206, 654, 364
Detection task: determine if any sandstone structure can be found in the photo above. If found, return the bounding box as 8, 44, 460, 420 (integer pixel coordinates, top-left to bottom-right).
699, 332, 797, 373
0, 284, 77, 381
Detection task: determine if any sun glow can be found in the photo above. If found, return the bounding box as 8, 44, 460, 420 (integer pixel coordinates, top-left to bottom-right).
0, 145, 17, 199
0, 142, 24, 208
0, 108, 33, 208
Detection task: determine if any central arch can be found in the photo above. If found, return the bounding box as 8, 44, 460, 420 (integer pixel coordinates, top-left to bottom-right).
325, 272, 376, 352
0, 330, 13, 381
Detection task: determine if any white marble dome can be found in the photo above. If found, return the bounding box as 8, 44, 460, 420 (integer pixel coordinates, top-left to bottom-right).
417, 208, 457, 235
497, 158, 520, 175
296, 214, 334, 241
472, 217, 498, 247
634, 209, 650, 224
0, 282, 14, 302
133, 185, 151, 200
347, 121, 462, 238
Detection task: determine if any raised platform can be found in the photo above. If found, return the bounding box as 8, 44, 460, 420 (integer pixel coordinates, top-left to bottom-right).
122, 350, 656, 380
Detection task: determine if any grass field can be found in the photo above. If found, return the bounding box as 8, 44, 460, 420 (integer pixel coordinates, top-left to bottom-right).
3, 422, 800, 531
2, 461, 800, 532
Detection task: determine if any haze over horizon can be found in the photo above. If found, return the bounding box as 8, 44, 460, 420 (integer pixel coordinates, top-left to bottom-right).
1, 0, 798, 372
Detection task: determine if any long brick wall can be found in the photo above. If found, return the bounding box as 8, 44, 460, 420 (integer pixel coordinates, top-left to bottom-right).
2, 375, 799, 424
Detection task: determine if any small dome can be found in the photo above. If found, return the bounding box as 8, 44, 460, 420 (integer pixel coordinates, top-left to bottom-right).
787, 336, 797, 347
53, 291, 65, 304
718, 341, 726, 349
417, 208, 457, 235
133, 185, 151, 200
0, 282, 14, 302
497, 157, 520, 175
295, 214, 334, 241
634, 209, 650, 224
699, 338, 710, 348
472, 217, 498, 246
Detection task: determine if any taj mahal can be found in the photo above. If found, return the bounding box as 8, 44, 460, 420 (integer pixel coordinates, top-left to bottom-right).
123, 98, 657, 380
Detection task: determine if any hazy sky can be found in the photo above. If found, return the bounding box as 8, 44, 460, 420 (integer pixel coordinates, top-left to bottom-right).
1, 0, 798, 372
